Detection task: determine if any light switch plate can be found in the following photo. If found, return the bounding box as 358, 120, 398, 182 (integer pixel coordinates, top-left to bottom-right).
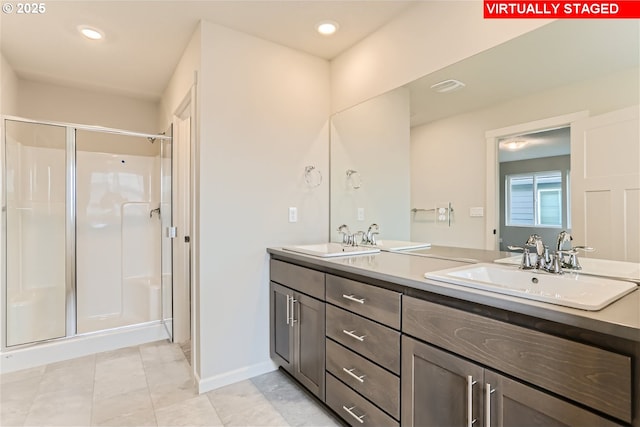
357, 207, 365, 221
470, 207, 484, 217
288, 207, 298, 222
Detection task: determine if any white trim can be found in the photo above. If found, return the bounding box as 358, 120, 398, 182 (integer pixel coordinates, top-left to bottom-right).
196, 360, 278, 394
485, 111, 589, 250
0, 322, 168, 373
171, 73, 198, 383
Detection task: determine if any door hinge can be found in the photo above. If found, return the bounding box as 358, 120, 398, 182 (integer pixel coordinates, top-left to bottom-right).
167, 227, 177, 238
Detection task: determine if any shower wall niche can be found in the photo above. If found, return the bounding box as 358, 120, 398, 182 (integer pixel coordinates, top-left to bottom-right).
3, 118, 171, 348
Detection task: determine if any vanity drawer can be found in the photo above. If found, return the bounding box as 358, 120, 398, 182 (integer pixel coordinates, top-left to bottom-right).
270, 259, 325, 300
326, 304, 400, 374
326, 339, 399, 420
402, 296, 632, 423
326, 373, 399, 427
326, 275, 401, 329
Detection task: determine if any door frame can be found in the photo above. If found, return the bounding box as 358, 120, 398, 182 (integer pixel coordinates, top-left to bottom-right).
171, 75, 197, 370
484, 111, 589, 250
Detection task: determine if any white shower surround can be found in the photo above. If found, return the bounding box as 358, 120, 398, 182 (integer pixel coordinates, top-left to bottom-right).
75, 150, 162, 334
5, 132, 162, 347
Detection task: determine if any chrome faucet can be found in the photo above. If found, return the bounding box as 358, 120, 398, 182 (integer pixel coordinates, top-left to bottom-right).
337, 224, 363, 247
362, 223, 380, 245
509, 234, 563, 274
554, 230, 595, 270
556, 230, 572, 251
337, 224, 352, 245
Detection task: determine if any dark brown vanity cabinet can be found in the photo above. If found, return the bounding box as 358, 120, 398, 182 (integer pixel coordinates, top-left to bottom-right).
402, 296, 630, 427
269, 253, 638, 427
324, 275, 402, 427
402, 336, 622, 427
269, 260, 325, 400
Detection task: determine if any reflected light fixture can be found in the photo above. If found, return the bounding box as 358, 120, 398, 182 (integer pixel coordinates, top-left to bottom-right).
430, 79, 466, 93
500, 139, 528, 150
316, 20, 339, 36
78, 25, 104, 40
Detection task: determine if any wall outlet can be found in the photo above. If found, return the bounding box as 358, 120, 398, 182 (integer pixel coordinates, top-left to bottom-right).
357, 207, 365, 221
288, 207, 298, 223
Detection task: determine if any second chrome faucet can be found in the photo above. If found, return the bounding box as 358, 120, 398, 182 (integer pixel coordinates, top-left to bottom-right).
508, 232, 594, 274
337, 223, 380, 247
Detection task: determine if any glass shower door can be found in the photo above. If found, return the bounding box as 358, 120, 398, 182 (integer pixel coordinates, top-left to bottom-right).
4, 120, 68, 346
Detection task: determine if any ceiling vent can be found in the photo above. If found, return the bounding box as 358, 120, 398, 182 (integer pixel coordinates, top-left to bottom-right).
430, 79, 466, 93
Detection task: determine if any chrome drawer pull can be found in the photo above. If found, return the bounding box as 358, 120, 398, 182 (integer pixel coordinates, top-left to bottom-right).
286, 295, 290, 325
290, 298, 298, 326
342, 329, 366, 342
485, 383, 495, 427
467, 375, 477, 427
342, 405, 365, 424
342, 294, 365, 304
342, 367, 366, 383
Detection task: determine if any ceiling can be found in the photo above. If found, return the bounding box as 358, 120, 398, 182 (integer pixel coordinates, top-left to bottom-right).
1, 0, 415, 101
406, 19, 640, 127
498, 127, 570, 163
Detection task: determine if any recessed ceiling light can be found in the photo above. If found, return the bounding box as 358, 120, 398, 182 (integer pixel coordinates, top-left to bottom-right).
78, 25, 104, 41
316, 21, 339, 36
430, 79, 466, 93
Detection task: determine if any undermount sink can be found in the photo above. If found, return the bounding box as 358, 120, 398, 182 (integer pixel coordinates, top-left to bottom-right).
425, 263, 637, 311
282, 243, 380, 258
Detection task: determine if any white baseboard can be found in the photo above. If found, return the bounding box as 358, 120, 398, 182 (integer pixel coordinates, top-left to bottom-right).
197, 359, 279, 394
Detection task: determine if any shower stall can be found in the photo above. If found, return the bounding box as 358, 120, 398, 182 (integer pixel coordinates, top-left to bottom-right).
1, 117, 173, 355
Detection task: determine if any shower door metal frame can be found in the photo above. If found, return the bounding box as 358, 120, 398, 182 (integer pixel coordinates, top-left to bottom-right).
1, 115, 172, 352
66, 126, 77, 337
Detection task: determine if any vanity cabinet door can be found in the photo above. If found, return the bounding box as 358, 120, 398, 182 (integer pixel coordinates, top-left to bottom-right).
293, 291, 325, 400
269, 281, 325, 401
402, 335, 484, 427
270, 282, 293, 372
484, 370, 623, 427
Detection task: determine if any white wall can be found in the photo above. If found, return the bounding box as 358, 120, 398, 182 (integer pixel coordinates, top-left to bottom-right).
330, 1, 550, 113
159, 24, 201, 128
1, 54, 19, 115
330, 87, 410, 241
411, 67, 640, 249
17, 80, 159, 133
195, 21, 330, 391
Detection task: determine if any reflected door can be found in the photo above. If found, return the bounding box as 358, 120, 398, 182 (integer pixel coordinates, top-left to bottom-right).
160, 126, 174, 340
571, 105, 640, 262
4, 120, 68, 346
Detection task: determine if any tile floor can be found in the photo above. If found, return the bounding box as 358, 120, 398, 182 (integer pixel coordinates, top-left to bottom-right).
0, 340, 343, 427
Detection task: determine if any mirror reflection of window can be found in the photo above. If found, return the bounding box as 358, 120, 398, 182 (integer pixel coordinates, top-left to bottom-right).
499, 127, 570, 251
506, 171, 564, 227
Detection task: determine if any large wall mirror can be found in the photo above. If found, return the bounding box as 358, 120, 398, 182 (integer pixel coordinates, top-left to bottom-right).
330, 19, 639, 262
